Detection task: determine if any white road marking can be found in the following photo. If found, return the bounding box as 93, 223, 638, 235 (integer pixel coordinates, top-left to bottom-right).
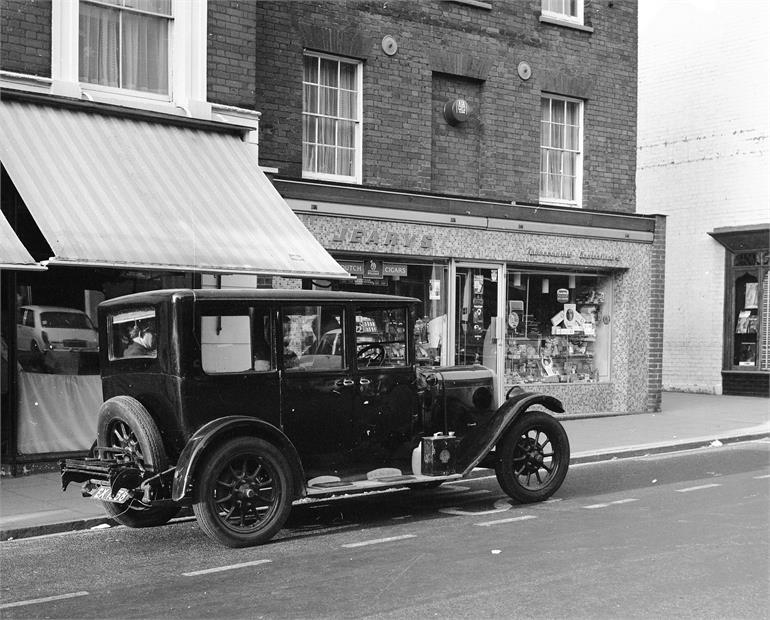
342, 534, 416, 548
440, 498, 512, 517
475, 515, 538, 527
0, 591, 89, 610
584, 498, 639, 509
182, 559, 271, 576
676, 483, 722, 493
753, 474, 770, 480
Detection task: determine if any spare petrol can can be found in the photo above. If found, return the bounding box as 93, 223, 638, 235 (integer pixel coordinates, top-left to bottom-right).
421, 432, 458, 476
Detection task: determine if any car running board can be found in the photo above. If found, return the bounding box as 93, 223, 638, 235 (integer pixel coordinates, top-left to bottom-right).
301, 473, 464, 500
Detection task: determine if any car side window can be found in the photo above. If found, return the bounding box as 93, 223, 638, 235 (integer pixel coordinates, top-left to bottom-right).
200, 306, 274, 374
282, 304, 344, 372
355, 306, 408, 368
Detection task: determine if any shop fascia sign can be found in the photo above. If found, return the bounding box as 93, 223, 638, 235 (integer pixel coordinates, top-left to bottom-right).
527, 248, 620, 262
337, 258, 408, 280
332, 227, 433, 250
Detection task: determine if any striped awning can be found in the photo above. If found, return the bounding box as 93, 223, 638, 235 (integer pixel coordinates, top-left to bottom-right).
0, 210, 44, 270
0, 98, 349, 279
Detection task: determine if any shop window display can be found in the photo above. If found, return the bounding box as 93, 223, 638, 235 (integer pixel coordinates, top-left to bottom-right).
730, 251, 769, 370
504, 272, 612, 386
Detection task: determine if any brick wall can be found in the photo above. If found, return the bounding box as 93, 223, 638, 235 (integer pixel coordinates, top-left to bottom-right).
207, 1, 258, 109
0, 0, 51, 77
252, 0, 638, 211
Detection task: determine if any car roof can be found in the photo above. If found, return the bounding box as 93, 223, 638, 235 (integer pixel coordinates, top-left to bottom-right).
99, 288, 420, 308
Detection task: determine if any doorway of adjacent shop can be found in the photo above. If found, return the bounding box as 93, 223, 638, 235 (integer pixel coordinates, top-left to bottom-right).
449, 262, 505, 405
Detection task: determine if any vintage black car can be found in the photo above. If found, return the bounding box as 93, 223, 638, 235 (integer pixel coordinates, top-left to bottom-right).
61, 289, 570, 548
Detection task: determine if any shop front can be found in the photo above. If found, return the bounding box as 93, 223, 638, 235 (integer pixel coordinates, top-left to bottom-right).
0, 92, 349, 467
709, 225, 770, 396
277, 179, 664, 414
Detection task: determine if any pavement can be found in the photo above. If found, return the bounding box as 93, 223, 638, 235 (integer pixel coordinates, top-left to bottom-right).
0, 391, 768, 542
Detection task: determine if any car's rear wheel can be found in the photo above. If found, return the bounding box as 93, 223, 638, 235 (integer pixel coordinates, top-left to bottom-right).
193, 437, 293, 548
96, 396, 179, 527
495, 411, 570, 503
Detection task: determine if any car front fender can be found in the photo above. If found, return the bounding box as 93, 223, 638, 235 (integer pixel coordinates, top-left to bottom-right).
171, 416, 305, 502
455, 391, 565, 475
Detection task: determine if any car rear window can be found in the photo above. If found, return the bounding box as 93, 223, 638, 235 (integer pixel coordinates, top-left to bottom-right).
108, 308, 157, 360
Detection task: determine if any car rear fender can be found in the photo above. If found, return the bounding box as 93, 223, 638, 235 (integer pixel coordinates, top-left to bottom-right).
172, 416, 306, 502
456, 391, 565, 475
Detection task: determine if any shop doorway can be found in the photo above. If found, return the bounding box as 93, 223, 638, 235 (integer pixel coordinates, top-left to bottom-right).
449, 262, 505, 404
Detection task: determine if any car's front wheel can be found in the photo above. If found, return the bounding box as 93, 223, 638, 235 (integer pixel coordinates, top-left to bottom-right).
495, 411, 570, 503
193, 437, 293, 548
96, 396, 179, 528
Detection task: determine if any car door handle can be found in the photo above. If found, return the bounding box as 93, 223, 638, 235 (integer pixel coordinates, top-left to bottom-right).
336, 378, 355, 387
359, 378, 371, 386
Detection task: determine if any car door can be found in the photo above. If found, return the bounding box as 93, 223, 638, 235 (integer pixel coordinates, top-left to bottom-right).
280, 303, 356, 476
190, 301, 281, 431
349, 304, 418, 474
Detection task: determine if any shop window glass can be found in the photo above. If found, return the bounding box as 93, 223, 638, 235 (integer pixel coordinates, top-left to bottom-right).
282, 305, 344, 372
504, 272, 612, 385
355, 307, 408, 368
732, 272, 760, 368
108, 308, 157, 360
727, 251, 768, 371
17, 304, 100, 373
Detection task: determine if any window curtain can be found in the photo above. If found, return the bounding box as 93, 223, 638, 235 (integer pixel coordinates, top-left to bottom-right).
79, 1, 169, 94
79, 3, 119, 87
122, 11, 168, 94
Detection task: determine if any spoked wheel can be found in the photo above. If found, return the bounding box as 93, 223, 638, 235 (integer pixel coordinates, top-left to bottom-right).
193, 437, 293, 548
96, 396, 179, 528
495, 410, 570, 503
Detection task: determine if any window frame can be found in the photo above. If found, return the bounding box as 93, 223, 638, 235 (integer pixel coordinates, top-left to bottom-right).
539, 93, 584, 208
52, 0, 207, 109
541, 0, 584, 26
302, 51, 363, 184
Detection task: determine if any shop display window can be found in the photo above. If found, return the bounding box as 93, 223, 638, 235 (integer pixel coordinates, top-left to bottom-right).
729, 251, 769, 370
504, 271, 612, 385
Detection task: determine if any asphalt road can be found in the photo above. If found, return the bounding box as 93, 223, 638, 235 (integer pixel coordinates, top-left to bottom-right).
1, 440, 768, 620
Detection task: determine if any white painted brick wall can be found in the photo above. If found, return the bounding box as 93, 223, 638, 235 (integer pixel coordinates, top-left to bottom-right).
637, 0, 770, 393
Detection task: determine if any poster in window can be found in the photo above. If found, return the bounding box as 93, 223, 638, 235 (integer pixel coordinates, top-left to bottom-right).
744, 282, 758, 309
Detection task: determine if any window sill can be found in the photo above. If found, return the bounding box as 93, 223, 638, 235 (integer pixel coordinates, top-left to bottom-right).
539, 199, 582, 209
303, 172, 361, 185
448, 0, 492, 9
539, 15, 594, 33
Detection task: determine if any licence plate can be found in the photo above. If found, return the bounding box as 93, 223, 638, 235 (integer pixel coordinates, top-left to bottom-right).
90, 485, 130, 503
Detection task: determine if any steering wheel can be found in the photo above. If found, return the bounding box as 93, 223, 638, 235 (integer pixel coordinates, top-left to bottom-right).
357, 343, 386, 367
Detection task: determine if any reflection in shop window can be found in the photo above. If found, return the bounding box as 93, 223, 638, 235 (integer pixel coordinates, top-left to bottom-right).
504, 272, 612, 385
16, 305, 99, 374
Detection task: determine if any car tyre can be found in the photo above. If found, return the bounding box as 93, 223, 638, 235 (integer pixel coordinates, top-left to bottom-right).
96, 396, 179, 527
495, 410, 570, 503
193, 437, 293, 548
